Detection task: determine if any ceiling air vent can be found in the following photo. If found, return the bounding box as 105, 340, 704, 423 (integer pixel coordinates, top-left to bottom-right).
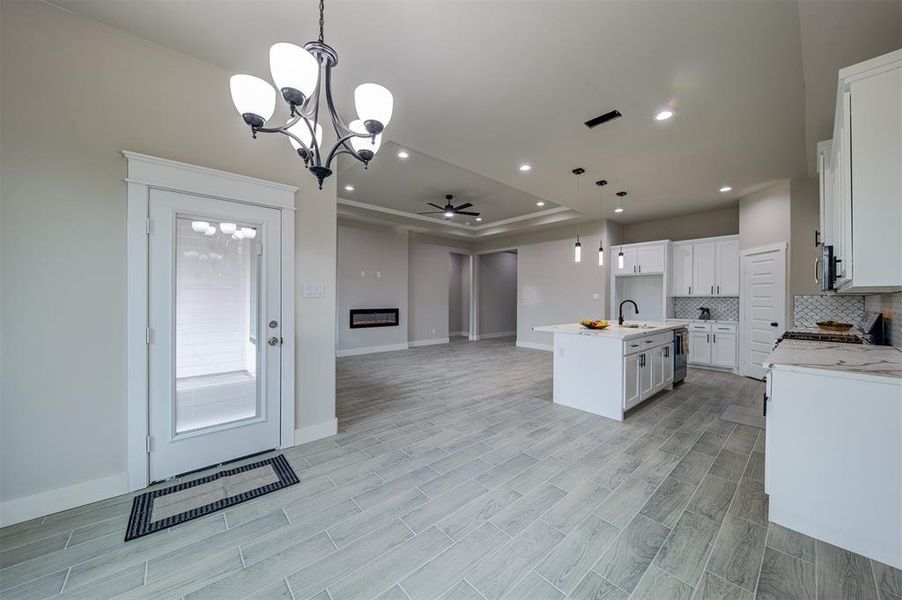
584, 110, 622, 129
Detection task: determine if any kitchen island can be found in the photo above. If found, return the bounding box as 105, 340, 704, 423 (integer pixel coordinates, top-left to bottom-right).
764, 340, 902, 569
534, 322, 682, 420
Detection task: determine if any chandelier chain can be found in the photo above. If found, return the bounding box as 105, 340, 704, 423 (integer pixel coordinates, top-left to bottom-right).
319, 0, 325, 43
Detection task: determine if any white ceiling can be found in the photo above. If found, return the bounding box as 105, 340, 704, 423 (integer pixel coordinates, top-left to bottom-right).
338, 141, 560, 225
51, 0, 900, 231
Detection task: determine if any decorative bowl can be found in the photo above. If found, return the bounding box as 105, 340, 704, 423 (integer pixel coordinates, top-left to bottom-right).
580, 319, 609, 330
815, 320, 853, 332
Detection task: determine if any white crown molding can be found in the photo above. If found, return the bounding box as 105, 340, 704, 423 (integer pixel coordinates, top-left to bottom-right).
337, 197, 577, 239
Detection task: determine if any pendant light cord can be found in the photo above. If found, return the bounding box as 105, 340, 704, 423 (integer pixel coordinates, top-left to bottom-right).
319, 0, 326, 43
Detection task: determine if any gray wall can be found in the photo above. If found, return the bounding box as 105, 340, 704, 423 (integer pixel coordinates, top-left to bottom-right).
621, 206, 739, 244
337, 222, 408, 352
0, 1, 337, 503
478, 252, 518, 336
408, 239, 469, 343
739, 181, 792, 250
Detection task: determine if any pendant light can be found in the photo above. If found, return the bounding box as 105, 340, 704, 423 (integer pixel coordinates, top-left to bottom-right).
595, 180, 607, 266
572, 168, 585, 262
615, 190, 627, 214
618, 246, 625, 269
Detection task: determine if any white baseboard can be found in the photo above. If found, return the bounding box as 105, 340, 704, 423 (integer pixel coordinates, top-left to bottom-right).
294, 418, 338, 445
336, 343, 409, 357
409, 338, 450, 347
449, 331, 468, 337
478, 330, 517, 339
0, 472, 129, 527
516, 340, 553, 352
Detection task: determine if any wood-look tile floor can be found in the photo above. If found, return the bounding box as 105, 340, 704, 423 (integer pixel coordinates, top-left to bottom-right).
2, 338, 900, 599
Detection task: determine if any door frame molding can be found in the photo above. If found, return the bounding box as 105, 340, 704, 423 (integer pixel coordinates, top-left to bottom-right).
124, 151, 298, 491
738, 242, 787, 379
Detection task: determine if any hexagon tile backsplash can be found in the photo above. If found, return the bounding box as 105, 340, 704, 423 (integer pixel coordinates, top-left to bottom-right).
793, 295, 865, 328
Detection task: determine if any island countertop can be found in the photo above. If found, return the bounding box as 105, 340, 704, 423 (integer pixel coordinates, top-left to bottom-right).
533, 322, 683, 341
764, 339, 902, 384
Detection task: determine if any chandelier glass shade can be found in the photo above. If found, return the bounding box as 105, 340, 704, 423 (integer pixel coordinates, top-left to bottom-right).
228, 0, 393, 189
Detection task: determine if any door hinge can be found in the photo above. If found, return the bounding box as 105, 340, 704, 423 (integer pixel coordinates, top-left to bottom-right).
256, 242, 263, 256
146, 436, 152, 452
145, 218, 152, 236
145, 327, 153, 344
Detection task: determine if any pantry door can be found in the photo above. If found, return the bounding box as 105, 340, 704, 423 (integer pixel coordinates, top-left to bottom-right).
147, 189, 283, 481
740, 244, 786, 380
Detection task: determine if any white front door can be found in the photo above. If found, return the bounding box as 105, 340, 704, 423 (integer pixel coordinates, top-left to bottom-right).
740, 245, 786, 380
148, 189, 283, 481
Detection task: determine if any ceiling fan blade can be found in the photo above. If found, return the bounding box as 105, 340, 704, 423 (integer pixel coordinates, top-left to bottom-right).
427, 202, 445, 210
455, 211, 480, 216
418, 211, 444, 215
453, 202, 473, 211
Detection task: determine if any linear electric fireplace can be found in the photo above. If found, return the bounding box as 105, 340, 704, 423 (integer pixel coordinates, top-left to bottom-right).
349, 308, 400, 329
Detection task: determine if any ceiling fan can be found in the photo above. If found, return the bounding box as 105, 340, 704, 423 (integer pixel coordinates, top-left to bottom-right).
418, 194, 480, 220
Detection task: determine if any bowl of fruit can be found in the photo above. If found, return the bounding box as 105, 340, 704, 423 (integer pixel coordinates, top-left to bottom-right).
815, 320, 853, 332
580, 319, 609, 330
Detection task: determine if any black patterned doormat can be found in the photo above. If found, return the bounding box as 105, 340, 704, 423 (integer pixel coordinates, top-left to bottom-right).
125, 454, 298, 541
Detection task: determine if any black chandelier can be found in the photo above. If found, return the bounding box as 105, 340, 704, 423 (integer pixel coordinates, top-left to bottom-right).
228, 0, 393, 189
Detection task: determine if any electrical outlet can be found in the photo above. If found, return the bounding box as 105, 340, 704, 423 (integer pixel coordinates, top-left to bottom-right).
360, 270, 366, 277
376, 271, 382, 279
431, 328, 436, 335
592, 293, 600, 300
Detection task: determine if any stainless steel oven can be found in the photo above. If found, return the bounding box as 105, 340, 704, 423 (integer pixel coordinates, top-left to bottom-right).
673, 328, 688, 383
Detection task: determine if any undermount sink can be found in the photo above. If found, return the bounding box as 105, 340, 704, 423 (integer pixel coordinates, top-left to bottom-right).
621, 324, 653, 329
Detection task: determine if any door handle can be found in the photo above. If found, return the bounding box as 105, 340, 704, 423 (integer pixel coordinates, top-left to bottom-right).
770, 322, 779, 327
267, 336, 282, 346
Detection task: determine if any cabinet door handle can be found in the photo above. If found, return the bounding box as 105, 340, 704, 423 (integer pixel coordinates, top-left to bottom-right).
664, 347, 670, 358
713, 334, 717, 343
688, 285, 691, 295
710, 286, 714, 294
706, 334, 710, 343
814, 257, 821, 283
638, 265, 641, 273
815, 229, 820, 247
716, 285, 720, 294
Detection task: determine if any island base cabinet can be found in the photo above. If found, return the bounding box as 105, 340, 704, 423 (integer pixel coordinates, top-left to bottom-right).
766, 368, 902, 569
623, 354, 641, 410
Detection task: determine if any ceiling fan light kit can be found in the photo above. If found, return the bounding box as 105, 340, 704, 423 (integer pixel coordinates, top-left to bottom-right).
228, 0, 392, 189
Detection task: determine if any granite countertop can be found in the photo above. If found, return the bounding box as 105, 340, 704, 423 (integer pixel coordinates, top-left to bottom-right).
764, 339, 902, 383
534, 322, 682, 341
667, 319, 739, 324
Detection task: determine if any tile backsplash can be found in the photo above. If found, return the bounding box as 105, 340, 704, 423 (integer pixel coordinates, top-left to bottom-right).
793, 295, 865, 328
865, 291, 901, 348
672, 296, 739, 321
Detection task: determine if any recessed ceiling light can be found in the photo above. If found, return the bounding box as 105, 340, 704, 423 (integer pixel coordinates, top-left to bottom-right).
475, 217, 483, 222
655, 110, 674, 121
519, 163, 532, 172
614, 207, 624, 213
397, 150, 409, 159
344, 184, 354, 192
719, 185, 732, 193
536, 201, 545, 207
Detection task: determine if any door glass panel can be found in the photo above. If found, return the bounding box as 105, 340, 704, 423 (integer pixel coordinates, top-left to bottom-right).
174, 217, 260, 433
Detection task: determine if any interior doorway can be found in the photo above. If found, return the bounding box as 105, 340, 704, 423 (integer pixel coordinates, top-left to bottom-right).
477, 250, 518, 340
448, 253, 471, 338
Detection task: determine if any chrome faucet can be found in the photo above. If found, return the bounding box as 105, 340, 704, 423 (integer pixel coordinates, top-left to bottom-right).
618, 300, 639, 326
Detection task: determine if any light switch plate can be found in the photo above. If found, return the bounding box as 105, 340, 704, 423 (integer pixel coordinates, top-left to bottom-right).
376, 271, 382, 278
304, 283, 325, 298
360, 270, 366, 277
592, 293, 601, 300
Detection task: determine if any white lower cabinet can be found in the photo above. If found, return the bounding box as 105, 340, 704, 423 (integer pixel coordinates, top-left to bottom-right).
623, 353, 641, 409
623, 336, 674, 411
687, 322, 737, 369
711, 332, 737, 368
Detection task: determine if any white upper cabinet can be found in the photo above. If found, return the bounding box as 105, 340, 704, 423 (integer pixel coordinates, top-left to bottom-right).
671, 244, 693, 295
692, 242, 717, 296
670, 235, 739, 297
614, 247, 638, 275
612, 241, 667, 276
637, 245, 666, 274
715, 239, 739, 295
818, 49, 902, 293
